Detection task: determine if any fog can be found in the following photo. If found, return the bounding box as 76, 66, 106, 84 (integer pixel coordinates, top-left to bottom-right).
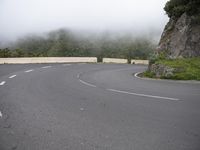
0, 0, 169, 42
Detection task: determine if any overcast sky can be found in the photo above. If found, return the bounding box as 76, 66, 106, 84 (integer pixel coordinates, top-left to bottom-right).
0, 0, 169, 41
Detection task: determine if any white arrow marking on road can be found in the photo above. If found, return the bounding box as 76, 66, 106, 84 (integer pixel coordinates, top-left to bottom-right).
9, 75, 17, 79
0, 81, 6, 86
107, 88, 180, 101
25, 69, 34, 73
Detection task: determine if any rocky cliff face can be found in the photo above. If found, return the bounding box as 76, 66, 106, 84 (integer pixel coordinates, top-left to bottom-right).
157, 13, 200, 58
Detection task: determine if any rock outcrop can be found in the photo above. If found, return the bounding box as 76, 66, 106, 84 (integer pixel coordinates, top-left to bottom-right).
148, 64, 175, 78
157, 13, 200, 58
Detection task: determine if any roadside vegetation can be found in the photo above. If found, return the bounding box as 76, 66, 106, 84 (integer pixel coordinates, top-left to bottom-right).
158, 58, 200, 80
144, 56, 200, 81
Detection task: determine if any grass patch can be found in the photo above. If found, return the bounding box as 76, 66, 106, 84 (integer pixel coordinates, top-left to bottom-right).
145, 57, 200, 81
143, 71, 156, 78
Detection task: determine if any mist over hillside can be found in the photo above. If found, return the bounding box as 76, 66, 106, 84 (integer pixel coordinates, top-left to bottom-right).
0, 28, 157, 61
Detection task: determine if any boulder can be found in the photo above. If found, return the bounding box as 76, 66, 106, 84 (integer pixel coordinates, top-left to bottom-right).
148, 64, 175, 78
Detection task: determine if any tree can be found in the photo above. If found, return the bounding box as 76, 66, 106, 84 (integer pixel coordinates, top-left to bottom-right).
10, 49, 25, 57
0, 48, 12, 58
164, 0, 200, 18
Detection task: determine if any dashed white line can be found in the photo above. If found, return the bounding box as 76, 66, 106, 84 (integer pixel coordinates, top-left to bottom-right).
0, 111, 2, 118
25, 69, 34, 73
0, 81, 6, 86
42, 66, 52, 69
107, 88, 179, 101
80, 108, 84, 111
79, 79, 97, 87
9, 75, 17, 79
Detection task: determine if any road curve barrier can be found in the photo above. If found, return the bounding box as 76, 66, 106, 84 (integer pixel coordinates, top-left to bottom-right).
131, 59, 149, 65
102, 58, 149, 65
0, 57, 97, 64
103, 58, 128, 64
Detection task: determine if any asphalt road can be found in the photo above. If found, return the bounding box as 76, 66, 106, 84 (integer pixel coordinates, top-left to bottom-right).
0, 63, 200, 150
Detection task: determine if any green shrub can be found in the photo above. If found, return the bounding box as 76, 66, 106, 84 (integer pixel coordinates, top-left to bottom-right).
148, 53, 158, 65
143, 71, 156, 78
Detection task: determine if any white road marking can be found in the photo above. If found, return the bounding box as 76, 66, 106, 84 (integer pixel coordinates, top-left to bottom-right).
0, 111, 2, 118
107, 88, 180, 101
42, 66, 52, 69
79, 79, 97, 87
134, 72, 142, 79
0, 81, 6, 85
9, 75, 17, 79
63, 64, 71, 66
80, 108, 84, 111
25, 69, 34, 73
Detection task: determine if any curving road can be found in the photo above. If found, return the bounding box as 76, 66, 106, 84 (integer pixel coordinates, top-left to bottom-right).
0, 63, 200, 150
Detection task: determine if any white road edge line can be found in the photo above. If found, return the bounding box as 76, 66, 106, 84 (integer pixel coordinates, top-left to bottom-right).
25, 69, 34, 73
107, 88, 179, 101
9, 75, 17, 79
0, 81, 6, 86
0, 111, 2, 118
79, 79, 97, 88
42, 66, 52, 69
